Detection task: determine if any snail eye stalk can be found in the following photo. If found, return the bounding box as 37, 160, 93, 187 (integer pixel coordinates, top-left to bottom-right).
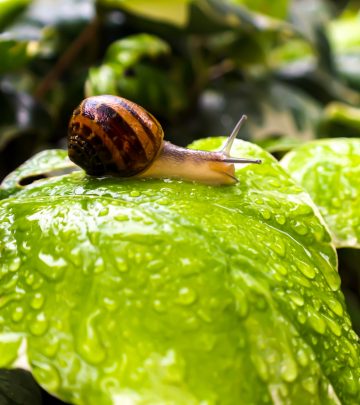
221, 115, 262, 165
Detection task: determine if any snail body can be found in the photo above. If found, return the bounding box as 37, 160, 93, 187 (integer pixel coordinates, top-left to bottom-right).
68, 95, 261, 185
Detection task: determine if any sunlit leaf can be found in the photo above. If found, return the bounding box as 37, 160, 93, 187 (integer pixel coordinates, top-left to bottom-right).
99, 0, 192, 27
0, 141, 358, 403
281, 138, 360, 247
0, 0, 31, 31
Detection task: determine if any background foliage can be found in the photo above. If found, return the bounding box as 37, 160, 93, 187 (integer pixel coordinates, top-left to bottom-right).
0, 0, 360, 403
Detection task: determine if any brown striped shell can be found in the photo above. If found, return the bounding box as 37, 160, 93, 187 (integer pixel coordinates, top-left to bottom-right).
67, 95, 164, 176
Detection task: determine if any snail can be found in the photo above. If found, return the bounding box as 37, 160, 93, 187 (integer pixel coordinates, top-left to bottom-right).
68, 95, 261, 185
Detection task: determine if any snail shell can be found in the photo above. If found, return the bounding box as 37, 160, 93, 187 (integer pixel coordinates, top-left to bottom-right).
68, 95, 163, 176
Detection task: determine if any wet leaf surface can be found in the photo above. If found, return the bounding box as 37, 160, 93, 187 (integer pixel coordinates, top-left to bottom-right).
0, 139, 359, 403
281, 138, 360, 248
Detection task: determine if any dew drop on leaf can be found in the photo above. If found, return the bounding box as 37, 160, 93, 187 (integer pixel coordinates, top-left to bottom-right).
307, 311, 326, 335
29, 312, 49, 336
296, 348, 309, 367
280, 356, 298, 383
295, 259, 316, 279
11, 306, 24, 323
288, 291, 304, 307
38, 252, 67, 281
275, 214, 286, 225
30, 292, 45, 310
129, 190, 141, 197
176, 287, 197, 306
301, 376, 318, 394
153, 299, 167, 313
291, 220, 309, 236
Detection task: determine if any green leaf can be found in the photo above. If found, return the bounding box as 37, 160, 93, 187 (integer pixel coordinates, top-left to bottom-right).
0, 34, 35, 74
86, 34, 187, 117
281, 138, 360, 248
98, 0, 192, 27
0, 0, 31, 31
227, 0, 288, 20
1, 149, 73, 196
0, 141, 359, 404
103, 34, 170, 69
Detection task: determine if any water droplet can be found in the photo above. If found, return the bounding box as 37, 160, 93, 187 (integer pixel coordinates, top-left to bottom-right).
341, 369, 358, 395
308, 312, 326, 335
183, 316, 199, 331
29, 312, 49, 336
272, 240, 286, 257
25, 272, 35, 286
296, 348, 309, 367
98, 206, 109, 217
280, 357, 298, 382
297, 311, 306, 324
291, 221, 309, 236
320, 264, 341, 292
301, 376, 318, 394
130, 190, 141, 197
153, 299, 166, 313
176, 287, 197, 306
94, 257, 105, 274
326, 298, 343, 316
11, 306, 24, 322
115, 214, 129, 222
288, 291, 304, 306
331, 197, 341, 208
30, 292, 45, 310
274, 263, 288, 275
275, 214, 286, 225
9, 257, 21, 272
102, 296, 118, 312
324, 316, 341, 337
260, 209, 271, 220
157, 198, 170, 206
114, 257, 128, 273
74, 186, 84, 195
38, 252, 66, 281
147, 259, 165, 272
295, 259, 316, 279
76, 311, 106, 365
41, 336, 59, 358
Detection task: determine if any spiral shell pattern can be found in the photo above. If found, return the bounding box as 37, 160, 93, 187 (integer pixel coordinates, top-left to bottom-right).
68, 95, 164, 176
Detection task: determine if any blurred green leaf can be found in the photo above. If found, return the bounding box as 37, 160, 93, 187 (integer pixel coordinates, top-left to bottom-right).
256, 135, 304, 154
0, 142, 359, 403
86, 34, 188, 117
195, 80, 321, 143
99, 0, 191, 27
0, 34, 36, 74
0, 86, 53, 181
328, 9, 360, 53
228, 0, 288, 20
281, 138, 360, 248
0, 0, 31, 32
102, 33, 170, 68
